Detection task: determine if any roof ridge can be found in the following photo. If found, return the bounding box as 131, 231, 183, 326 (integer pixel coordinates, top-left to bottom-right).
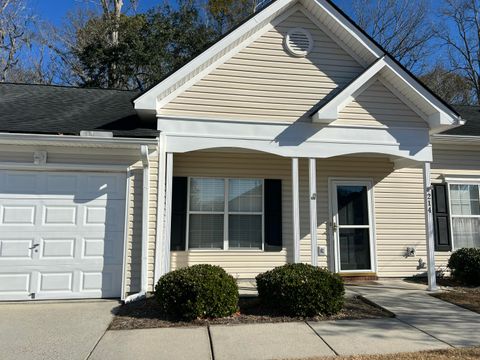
0, 82, 138, 93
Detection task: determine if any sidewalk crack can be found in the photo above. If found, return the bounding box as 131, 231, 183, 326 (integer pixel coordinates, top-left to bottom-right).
207, 325, 216, 360
305, 321, 339, 356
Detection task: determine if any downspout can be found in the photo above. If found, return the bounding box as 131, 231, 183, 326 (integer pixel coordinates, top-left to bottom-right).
124, 145, 150, 303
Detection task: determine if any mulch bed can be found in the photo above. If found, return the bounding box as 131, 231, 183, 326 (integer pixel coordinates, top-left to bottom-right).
404, 276, 464, 287
432, 288, 480, 314
109, 295, 392, 330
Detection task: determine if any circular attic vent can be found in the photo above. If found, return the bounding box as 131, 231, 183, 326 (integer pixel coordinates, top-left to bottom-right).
284, 28, 314, 57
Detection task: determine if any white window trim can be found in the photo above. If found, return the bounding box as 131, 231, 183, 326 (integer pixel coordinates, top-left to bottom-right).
447, 181, 480, 251
186, 177, 265, 252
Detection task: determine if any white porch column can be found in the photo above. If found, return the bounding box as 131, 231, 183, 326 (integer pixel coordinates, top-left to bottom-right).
154, 134, 167, 283
292, 158, 301, 263
309, 158, 318, 266
163, 152, 174, 276
423, 162, 437, 291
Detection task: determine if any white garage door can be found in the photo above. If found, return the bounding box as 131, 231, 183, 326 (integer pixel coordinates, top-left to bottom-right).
0, 170, 126, 301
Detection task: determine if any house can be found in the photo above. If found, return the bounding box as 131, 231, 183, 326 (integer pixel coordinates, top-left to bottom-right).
0, 0, 479, 301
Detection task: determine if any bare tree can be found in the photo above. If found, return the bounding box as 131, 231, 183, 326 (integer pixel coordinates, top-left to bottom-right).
351, 0, 434, 72
437, 0, 480, 105
0, 0, 35, 82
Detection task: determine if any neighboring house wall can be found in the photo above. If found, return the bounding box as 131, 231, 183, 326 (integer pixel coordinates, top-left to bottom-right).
0, 143, 159, 295
160, 9, 364, 122
171, 151, 430, 279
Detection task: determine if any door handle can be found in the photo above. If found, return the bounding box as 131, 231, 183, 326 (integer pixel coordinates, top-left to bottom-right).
29, 244, 39, 250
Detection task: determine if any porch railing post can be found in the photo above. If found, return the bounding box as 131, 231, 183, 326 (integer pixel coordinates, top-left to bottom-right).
423, 162, 437, 291
309, 158, 318, 266
292, 158, 301, 263
163, 152, 174, 276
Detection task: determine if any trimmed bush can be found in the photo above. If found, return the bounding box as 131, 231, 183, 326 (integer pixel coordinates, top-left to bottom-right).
256, 263, 345, 317
154, 264, 239, 320
448, 248, 480, 286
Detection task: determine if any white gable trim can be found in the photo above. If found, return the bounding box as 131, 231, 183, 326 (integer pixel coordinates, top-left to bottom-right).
312, 57, 386, 124
312, 57, 463, 132
134, 0, 296, 111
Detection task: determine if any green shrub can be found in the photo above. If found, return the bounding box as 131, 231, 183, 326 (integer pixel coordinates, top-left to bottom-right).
255, 263, 345, 317
154, 264, 238, 320
448, 248, 480, 286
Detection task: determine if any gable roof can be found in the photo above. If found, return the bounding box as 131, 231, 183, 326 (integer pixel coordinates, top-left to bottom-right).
134, 0, 461, 131
0, 83, 158, 138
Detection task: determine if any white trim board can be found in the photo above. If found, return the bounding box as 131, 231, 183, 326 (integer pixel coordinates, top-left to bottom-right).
158, 117, 433, 162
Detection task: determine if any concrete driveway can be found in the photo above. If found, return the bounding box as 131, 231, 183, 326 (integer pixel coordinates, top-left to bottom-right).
0, 300, 117, 360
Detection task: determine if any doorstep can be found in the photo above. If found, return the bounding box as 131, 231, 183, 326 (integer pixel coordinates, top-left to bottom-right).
340, 272, 378, 282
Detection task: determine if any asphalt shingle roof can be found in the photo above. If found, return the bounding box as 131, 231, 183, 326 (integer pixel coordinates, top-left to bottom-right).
443, 105, 480, 136
1, 83, 479, 138
0, 83, 158, 138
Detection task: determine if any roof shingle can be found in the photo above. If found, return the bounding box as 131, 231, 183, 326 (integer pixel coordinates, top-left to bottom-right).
0, 83, 158, 138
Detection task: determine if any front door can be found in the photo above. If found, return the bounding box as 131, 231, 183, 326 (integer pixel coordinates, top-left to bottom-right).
330, 180, 375, 273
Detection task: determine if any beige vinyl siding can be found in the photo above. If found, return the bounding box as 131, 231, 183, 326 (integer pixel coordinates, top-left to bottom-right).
335, 80, 427, 128
0, 143, 159, 295
160, 9, 364, 122
431, 142, 480, 273
303, 157, 427, 277
172, 151, 290, 280
171, 151, 429, 279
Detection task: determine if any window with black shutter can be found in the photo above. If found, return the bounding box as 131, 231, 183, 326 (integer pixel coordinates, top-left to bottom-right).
432, 183, 452, 252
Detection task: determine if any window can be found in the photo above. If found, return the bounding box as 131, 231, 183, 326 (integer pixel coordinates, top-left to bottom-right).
187, 178, 264, 250
450, 184, 480, 249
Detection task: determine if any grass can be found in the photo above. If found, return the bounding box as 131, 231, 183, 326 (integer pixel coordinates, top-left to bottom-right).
294, 347, 480, 360
109, 295, 392, 330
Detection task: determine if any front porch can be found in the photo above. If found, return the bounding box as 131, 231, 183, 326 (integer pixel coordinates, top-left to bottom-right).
154, 149, 437, 290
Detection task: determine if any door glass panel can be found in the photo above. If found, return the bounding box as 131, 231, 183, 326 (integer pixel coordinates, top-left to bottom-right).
337, 186, 369, 225
339, 228, 371, 271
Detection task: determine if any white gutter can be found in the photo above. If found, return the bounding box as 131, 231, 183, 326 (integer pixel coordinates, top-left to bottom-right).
124, 145, 150, 303
0, 132, 157, 148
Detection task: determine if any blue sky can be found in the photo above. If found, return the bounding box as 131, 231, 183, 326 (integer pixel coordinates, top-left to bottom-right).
29, 1, 356, 25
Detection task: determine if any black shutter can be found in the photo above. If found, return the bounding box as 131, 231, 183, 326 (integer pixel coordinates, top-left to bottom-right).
432, 183, 452, 252
264, 179, 282, 251
171, 177, 188, 251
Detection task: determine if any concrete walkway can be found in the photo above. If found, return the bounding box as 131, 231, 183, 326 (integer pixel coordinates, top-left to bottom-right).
4, 283, 480, 360
0, 300, 116, 360
349, 280, 480, 348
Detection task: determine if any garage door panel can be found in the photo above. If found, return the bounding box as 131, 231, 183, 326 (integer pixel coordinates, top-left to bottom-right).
0, 239, 33, 259
43, 206, 77, 225
0, 170, 126, 301
1, 205, 35, 225
39, 272, 73, 292
41, 238, 75, 259
0, 273, 30, 293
